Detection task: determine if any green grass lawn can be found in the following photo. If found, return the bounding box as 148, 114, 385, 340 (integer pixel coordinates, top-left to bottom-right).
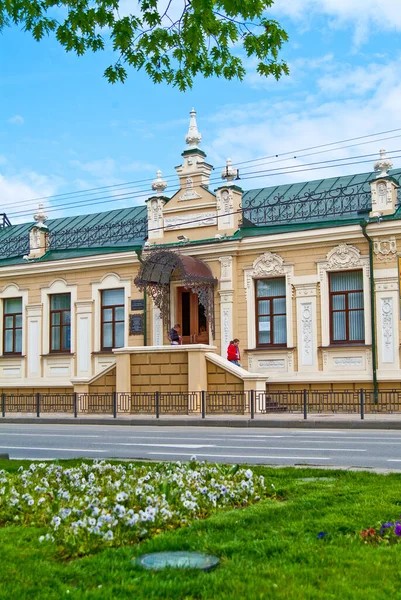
1, 459, 401, 599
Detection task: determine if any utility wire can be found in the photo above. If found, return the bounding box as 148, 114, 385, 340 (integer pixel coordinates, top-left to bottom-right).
7, 150, 401, 220
9, 127, 401, 209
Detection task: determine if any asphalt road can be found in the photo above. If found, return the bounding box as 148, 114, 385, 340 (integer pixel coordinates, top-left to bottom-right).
3, 424, 401, 470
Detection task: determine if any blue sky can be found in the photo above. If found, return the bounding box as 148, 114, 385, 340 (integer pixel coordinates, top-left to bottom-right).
1, 0, 401, 223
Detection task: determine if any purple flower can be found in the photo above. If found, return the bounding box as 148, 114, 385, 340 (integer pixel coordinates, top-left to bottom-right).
317, 532, 326, 539
380, 522, 394, 534
394, 524, 401, 537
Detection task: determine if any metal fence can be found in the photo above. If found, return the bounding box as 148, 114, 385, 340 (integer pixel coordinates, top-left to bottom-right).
2, 389, 401, 419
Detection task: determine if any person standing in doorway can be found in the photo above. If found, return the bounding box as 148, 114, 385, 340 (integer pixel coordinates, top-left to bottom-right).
227, 338, 241, 366
169, 324, 182, 345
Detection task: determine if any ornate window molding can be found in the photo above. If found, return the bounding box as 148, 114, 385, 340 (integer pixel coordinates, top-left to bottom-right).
41, 278, 77, 355
92, 273, 131, 352
0, 283, 28, 356
317, 244, 371, 347
243, 251, 294, 349
373, 237, 397, 262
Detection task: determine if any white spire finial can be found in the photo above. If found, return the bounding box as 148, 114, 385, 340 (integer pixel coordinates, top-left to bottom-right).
33, 202, 48, 228
151, 169, 167, 195
374, 148, 393, 178
221, 158, 239, 184
185, 108, 202, 149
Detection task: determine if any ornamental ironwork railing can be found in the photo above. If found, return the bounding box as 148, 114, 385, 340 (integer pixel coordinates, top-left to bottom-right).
241, 185, 372, 226
0, 215, 148, 259
0, 234, 30, 259
0, 213, 11, 228
49, 216, 148, 250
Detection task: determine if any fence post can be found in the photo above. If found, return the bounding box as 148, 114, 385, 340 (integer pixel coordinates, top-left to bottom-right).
201, 391, 206, 419
303, 389, 308, 420
36, 392, 40, 418
112, 392, 117, 419
73, 393, 78, 418
360, 388, 365, 420
155, 391, 160, 419
1, 393, 5, 418
250, 390, 255, 420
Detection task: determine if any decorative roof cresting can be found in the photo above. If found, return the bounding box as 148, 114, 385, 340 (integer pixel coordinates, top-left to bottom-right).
185, 108, 202, 149
33, 203, 48, 228
221, 158, 239, 184
374, 148, 393, 178
151, 170, 168, 195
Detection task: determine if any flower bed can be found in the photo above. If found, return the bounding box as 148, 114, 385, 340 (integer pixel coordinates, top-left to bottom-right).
360, 519, 401, 545
0, 460, 271, 557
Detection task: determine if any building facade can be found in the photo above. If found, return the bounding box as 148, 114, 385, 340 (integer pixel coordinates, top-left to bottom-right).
0, 111, 401, 400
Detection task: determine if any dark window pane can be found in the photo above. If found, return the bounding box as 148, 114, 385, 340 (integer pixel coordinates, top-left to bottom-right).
15, 314, 22, 328
51, 327, 61, 351
332, 312, 346, 341
330, 271, 363, 292
349, 292, 363, 310
256, 278, 285, 297
4, 316, 13, 329
349, 310, 364, 340
4, 298, 22, 314
115, 307, 124, 321
258, 316, 271, 344
115, 322, 124, 348
273, 298, 286, 314
257, 300, 270, 315
15, 330, 22, 353
51, 294, 70, 310
102, 308, 113, 322
103, 323, 113, 348
102, 289, 124, 306
51, 312, 61, 325
273, 315, 287, 344
4, 330, 13, 352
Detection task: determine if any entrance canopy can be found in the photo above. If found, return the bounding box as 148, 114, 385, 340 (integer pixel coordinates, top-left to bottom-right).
134, 249, 217, 337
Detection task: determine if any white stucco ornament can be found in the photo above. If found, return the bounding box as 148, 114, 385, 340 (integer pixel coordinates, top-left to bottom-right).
221, 158, 238, 184
374, 148, 393, 178
151, 170, 167, 195
33, 203, 48, 228
185, 108, 202, 148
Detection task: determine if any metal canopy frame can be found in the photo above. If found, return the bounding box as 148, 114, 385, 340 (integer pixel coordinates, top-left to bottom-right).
134, 249, 217, 338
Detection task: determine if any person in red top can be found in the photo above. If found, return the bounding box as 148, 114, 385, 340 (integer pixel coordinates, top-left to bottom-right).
227, 339, 241, 367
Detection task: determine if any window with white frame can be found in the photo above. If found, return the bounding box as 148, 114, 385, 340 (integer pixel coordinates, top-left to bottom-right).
101, 289, 125, 350
50, 293, 71, 352
255, 278, 287, 346
329, 270, 364, 343
3, 297, 22, 354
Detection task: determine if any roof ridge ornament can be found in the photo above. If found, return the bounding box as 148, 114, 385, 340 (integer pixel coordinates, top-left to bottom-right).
185, 108, 202, 149
33, 202, 48, 229
221, 158, 239, 184
151, 169, 167, 195
374, 148, 393, 178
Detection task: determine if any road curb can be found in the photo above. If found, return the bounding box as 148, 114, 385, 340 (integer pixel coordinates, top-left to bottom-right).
2, 417, 401, 429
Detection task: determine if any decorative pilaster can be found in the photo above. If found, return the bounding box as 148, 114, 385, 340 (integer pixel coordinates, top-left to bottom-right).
75, 301, 93, 378
219, 256, 233, 356
295, 284, 318, 371
26, 304, 42, 378
375, 277, 400, 371
152, 305, 163, 346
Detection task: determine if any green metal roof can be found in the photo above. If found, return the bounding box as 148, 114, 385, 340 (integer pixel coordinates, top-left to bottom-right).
241, 168, 401, 228
1, 166, 401, 267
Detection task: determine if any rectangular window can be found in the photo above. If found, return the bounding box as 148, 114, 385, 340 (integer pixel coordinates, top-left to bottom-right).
255, 278, 287, 346
101, 289, 125, 350
50, 294, 71, 352
329, 270, 364, 343
3, 298, 23, 354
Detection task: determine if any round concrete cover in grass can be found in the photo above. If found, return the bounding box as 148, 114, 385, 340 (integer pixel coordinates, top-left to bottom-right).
135, 551, 220, 571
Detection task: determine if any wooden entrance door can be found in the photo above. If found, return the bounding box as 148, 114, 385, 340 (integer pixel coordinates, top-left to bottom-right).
177, 287, 209, 344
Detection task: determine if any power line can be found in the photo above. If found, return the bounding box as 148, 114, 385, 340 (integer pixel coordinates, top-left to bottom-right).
8, 151, 400, 221
8, 127, 401, 210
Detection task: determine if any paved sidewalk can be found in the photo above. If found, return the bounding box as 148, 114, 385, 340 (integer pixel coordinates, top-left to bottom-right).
2, 412, 401, 428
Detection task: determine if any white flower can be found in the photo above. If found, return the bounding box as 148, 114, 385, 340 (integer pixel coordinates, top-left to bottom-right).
103, 530, 114, 540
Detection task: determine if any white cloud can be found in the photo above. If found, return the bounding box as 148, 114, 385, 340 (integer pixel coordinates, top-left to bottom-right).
273, 0, 401, 46
0, 170, 60, 224
205, 57, 401, 188
8, 115, 24, 125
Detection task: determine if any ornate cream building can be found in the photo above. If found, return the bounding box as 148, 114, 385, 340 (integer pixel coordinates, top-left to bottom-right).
0, 110, 400, 402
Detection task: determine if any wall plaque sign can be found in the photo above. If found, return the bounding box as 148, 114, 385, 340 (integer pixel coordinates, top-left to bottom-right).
131, 299, 145, 311
129, 314, 143, 335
